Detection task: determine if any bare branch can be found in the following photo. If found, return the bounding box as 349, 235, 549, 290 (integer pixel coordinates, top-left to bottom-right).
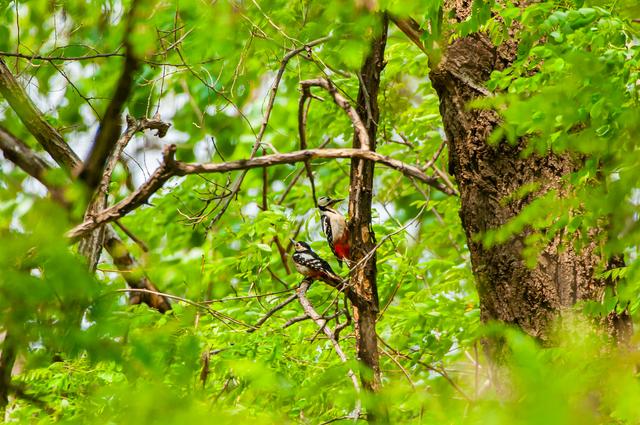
79, 115, 170, 270
0, 125, 66, 203
388, 15, 427, 54
67, 145, 455, 240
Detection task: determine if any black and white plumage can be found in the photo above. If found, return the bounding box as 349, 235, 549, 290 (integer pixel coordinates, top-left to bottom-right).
290, 239, 342, 284
317, 196, 349, 268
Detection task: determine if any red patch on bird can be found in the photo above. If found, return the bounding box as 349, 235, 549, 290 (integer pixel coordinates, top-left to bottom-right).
334, 243, 350, 260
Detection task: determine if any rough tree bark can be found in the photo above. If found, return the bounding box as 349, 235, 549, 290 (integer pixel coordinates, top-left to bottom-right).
347, 13, 388, 421
396, 5, 631, 341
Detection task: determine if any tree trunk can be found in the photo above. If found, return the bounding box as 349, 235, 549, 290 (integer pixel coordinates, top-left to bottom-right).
347, 13, 388, 423
425, 13, 632, 340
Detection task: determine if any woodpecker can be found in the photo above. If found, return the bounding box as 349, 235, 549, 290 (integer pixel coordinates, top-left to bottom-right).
290, 239, 342, 285
317, 196, 350, 267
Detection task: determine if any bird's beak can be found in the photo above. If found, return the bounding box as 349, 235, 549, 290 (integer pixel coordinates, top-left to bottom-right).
329, 198, 344, 205
290, 238, 296, 244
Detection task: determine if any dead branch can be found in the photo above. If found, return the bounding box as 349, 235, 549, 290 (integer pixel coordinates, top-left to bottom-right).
67, 145, 455, 240
79, 115, 170, 271
299, 78, 370, 150
0, 125, 66, 204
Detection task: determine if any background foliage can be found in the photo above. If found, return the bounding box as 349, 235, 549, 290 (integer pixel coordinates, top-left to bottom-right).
1, 0, 640, 423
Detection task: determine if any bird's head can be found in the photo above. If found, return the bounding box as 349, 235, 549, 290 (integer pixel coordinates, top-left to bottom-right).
290, 239, 312, 252
317, 196, 344, 208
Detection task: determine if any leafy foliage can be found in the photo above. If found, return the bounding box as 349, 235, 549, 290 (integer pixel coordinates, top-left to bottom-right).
0, 0, 639, 423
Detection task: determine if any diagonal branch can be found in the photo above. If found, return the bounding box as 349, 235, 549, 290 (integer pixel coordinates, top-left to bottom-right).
77, 0, 140, 191
296, 279, 361, 417
79, 115, 170, 271
0, 125, 66, 204
66, 145, 456, 240
388, 15, 427, 54
248, 292, 298, 332
0, 59, 80, 169
300, 78, 370, 150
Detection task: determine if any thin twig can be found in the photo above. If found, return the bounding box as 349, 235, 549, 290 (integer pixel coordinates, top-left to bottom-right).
110, 288, 254, 330
247, 293, 298, 332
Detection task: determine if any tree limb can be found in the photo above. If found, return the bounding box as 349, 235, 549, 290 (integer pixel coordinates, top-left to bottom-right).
204, 36, 332, 229
297, 280, 361, 418
247, 293, 298, 332
66, 145, 455, 240
77, 0, 140, 191
79, 115, 170, 271
0, 59, 80, 169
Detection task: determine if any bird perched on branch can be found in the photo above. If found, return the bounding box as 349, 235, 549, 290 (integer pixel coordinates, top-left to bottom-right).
317, 196, 350, 267
290, 239, 342, 285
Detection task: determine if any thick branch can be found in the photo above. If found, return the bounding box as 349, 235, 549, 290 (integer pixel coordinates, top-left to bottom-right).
0, 59, 80, 169
67, 145, 454, 240
79, 115, 170, 271
389, 16, 427, 54
347, 15, 388, 422
0, 125, 66, 203
78, 48, 139, 190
